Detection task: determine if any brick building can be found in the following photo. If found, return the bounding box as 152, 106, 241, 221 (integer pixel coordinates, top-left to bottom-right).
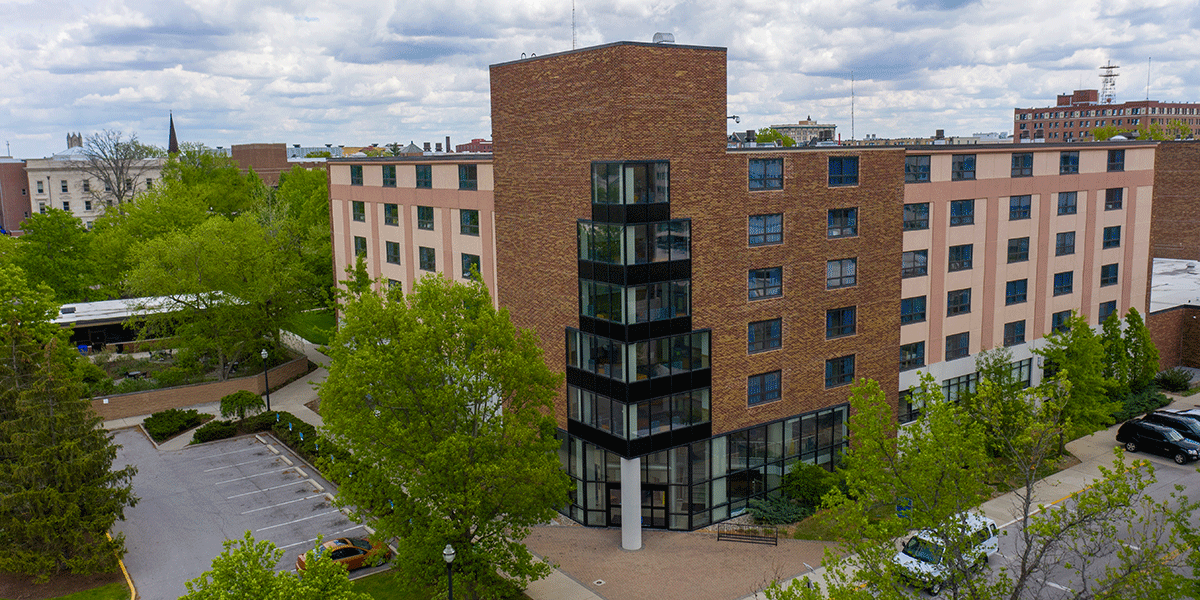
1013, 89, 1200, 142
1149, 142, 1200, 260
0, 158, 28, 234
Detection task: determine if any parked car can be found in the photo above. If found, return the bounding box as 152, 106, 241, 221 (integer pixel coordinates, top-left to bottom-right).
891, 512, 999, 596
295, 537, 391, 572
1141, 411, 1200, 444
1116, 419, 1200, 464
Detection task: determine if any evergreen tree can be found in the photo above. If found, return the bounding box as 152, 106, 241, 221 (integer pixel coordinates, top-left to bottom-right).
1123, 308, 1159, 392
1101, 313, 1129, 394
0, 264, 137, 581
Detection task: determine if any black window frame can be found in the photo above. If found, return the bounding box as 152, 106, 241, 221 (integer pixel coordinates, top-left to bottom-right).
903, 202, 929, 231
383, 203, 399, 226
461, 253, 481, 279
351, 200, 366, 222
900, 296, 926, 324
748, 213, 783, 246
951, 154, 976, 181
826, 258, 857, 289
828, 156, 859, 187
905, 155, 931, 183
458, 164, 478, 190
1057, 192, 1078, 215
948, 244, 973, 272
1105, 188, 1124, 210
1100, 263, 1118, 286
1053, 271, 1074, 296
827, 207, 858, 238
353, 236, 367, 257
899, 342, 925, 371
418, 246, 436, 271
825, 306, 856, 339
748, 319, 783, 353
1011, 153, 1033, 177
385, 241, 401, 265
382, 164, 397, 187
417, 206, 435, 230
945, 332, 970, 361
748, 371, 782, 406
1005, 279, 1028, 305
350, 165, 363, 186
1009, 195, 1032, 220
748, 267, 783, 300
824, 355, 855, 388
902, 250, 928, 278
1003, 320, 1026, 347
1103, 225, 1121, 249
899, 390, 922, 424
1052, 310, 1072, 332
949, 199, 974, 226
1107, 149, 1125, 172
749, 158, 784, 191
460, 209, 480, 236
1059, 151, 1079, 174
1008, 237, 1030, 263
415, 164, 432, 189
1055, 231, 1076, 256
947, 288, 972, 316
1098, 301, 1117, 323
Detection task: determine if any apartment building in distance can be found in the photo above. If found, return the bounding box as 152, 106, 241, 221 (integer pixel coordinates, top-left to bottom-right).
329, 40, 1159, 547
1014, 89, 1200, 142
327, 154, 496, 297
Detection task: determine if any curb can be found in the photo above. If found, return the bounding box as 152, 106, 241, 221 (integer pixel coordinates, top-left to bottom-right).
107, 532, 137, 600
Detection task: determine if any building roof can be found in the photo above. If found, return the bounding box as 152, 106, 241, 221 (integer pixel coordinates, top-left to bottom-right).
54, 296, 176, 328
1150, 258, 1200, 313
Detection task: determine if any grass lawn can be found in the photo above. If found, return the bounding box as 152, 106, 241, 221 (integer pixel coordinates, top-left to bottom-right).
0, 581, 130, 600
288, 308, 336, 346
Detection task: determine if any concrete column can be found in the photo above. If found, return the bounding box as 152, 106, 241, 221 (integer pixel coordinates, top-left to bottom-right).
620, 456, 642, 551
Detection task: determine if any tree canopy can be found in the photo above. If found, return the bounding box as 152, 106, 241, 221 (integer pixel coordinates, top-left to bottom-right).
756, 127, 796, 147
320, 274, 569, 600
181, 531, 371, 600
70, 130, 164, 207
1034, 311, 1118, 443
12, 209, 98, 303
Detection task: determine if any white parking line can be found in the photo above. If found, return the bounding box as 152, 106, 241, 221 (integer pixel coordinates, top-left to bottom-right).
225, 480, 310, 499
213, 467, 294, 485
239, 494, 324, 515
256, 510, 342, 533
339, 525, 365, 534
192, 446, 258, 460
203, 456, 279, 472
1045, 581, 1073, 592
280, 536, 320, 550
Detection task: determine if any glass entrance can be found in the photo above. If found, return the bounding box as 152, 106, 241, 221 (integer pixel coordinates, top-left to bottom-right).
606, 483, 668, 528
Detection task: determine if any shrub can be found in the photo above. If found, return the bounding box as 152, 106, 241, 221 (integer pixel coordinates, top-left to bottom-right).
1111, 388, 1173, 422
153, 367, 200, 388
221, 390, 265, 422
747, 497, 814, 525
193, 420, 238, 444
143, 408, 207, 442
1155, 367, 1194, 393
780, 462, 839, 508
114, 377, 158, 394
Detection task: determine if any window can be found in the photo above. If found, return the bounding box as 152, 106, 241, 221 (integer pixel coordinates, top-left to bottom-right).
1057, 192, 1077, 215
1107, 149, 1125, 172
826, 258, 857, 289
459, 164, 478, 190
60, 180, 68, 193
749, 158, 783, 190
419, 247, 436, 271
1011, 152, 1033, 177
1099, 301, 1117, 324
384, 203, 399, 226
903, 203, 929, 230
748, 319, 782, 353
900, 296, 926, 324
1005, 279, 1028, 305
350, 165, 363, 186
825, 355, 855, 388
1060, 151, 1079, 174
61, 201, 69, 211
105, 181, 112, 192
382, 165, 397, 187
828, 156, 858, 186
952, 154, 976, 180
949, 199, 974, 226
902, 250, 928, 278
1004, 321, 1026, 347
387, 279, 401, 289
36, 181, 43, 194
826, 307, 856, 339
748, 371, 781, 406
899, 342, 925, 371
84, 200, 91, 211
1009, 195, 1032, 220
460, 209, 480, 236
352, 201, 365, 222
1008, 237, 1030, 263
1103, 225, 1121, 248
942, 372, 977, 401
82, 180, 90, 193
146, 178, 153, 189
353, 236, 367, 257
37, 202, 44, 214
948, 244, 973, 271
417, 206, 434, 230
1105, 188, 1123, 210
591, 162, 669, 204
748, 213, 783, 246
905, 155, 930, 183
1051, 310, 1072, 332
748, 267, 782, 300
462, 253, 481, 279
827, 208, 857, 238
899, 390, 922, 423
1055, 231, 1076, 256
947, 288, 972, 316
385, 241, 401, 264
945, 332, 970, 361
415, 165, 432, 188
1053, 271, 1074, 296
1100, 263, 1118, 286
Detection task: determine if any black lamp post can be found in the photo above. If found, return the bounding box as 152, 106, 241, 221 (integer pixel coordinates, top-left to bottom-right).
261, 348, 271, 412
442, 544, 456, 600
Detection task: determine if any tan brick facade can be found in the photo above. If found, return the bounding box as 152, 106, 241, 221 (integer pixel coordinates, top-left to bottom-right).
1151, 142, 1200, 261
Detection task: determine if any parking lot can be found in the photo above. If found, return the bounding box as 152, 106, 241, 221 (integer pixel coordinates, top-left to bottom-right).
111, 427, 388, 599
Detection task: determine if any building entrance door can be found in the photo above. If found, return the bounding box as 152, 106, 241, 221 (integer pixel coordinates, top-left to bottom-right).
606, 484, 668, 528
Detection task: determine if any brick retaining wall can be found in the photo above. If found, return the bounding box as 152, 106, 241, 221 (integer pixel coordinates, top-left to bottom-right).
91, 355, 311, 421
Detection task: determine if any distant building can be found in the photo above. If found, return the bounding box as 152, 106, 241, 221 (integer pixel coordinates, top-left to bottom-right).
845, 130, 1012, 147
1013, 89, 1200, 142
0, 158, 28, 234
230, 143, 324, 186
455, 138, 493, 153
768, 117, 836, 144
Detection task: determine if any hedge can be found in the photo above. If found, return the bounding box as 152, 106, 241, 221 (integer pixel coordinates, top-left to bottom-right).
187, 411, 356, 484
142, 408, 207, 442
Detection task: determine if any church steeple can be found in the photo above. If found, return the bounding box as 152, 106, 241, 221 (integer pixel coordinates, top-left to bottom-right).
168, 112, 179, 154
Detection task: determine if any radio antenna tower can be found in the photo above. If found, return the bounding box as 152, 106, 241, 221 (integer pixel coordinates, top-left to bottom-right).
1099, 61, 1120, 104
572, 0, 576, 49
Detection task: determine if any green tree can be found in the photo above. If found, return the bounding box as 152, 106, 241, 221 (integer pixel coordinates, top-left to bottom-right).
1101, 313, 1129, 395
386, 142, 403, 156
259, 166, 333, 308
756, 127, 796, 147
181, 531, 371, 600
962, 347, 1030, 456
70, 130, 164, 207
304, 150, 333, 158
1090, 124, 1130, 141
0, 264, 137, 582
220, 390, 265, 423
13, 209, 98, 302
124, 216, 303, 379
320, 274, 569, 600
1035, 311, 1117, 447
1122, 307, 1159, 392
1136, 119, 1193, 141
160, 146, 266, 218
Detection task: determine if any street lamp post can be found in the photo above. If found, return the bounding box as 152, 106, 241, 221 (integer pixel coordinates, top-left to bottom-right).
442, 544, 456, 600
260, 348, 271, 412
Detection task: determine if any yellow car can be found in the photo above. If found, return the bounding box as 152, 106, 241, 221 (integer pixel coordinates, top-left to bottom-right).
295, 537, 390, 572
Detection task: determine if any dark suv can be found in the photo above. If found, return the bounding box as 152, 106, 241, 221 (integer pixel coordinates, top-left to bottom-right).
1142, 411, 1200, 444
1116, 420, 1200, 464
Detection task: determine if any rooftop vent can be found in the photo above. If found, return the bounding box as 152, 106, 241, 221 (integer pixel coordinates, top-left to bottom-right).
652, 32, 675, 44
60, 307, 76, 315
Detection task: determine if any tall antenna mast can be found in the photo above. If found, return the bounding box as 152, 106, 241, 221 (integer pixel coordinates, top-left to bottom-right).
1146, 57, 1151, 101
572, 0, 576, 49
850, 70, 855, 141
1099, 61, 1120, 104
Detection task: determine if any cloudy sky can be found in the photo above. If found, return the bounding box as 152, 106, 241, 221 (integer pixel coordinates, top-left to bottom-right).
1, 0, 1197, 158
